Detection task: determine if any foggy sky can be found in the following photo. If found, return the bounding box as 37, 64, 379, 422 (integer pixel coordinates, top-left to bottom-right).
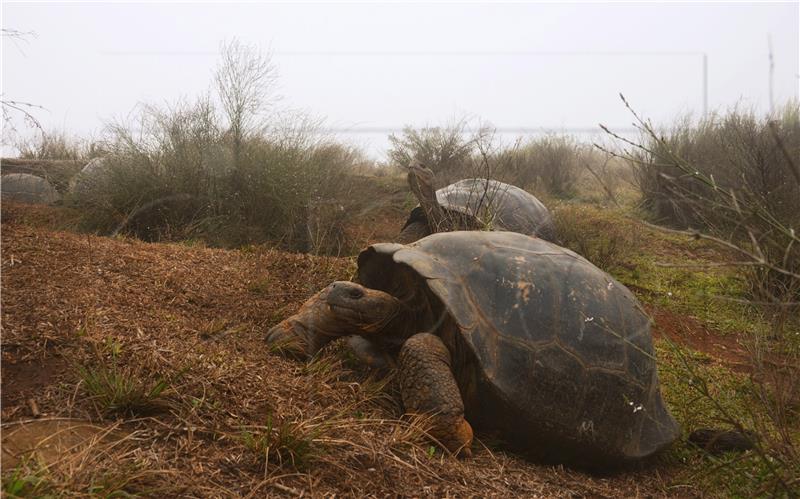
3, 1, 798, 158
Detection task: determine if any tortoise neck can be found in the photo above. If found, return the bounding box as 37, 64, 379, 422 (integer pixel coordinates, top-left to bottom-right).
408, 171, 445, 230
396, 220, 430, 244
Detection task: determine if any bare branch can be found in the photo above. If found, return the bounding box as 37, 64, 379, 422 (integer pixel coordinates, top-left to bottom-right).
214, 38, 278, 165
583, 153, 620, 207
639, 220, 800, 280
2, 98, 45, 131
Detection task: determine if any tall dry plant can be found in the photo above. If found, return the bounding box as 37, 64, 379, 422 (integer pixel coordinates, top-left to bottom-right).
602, 95, 799, 496
214, 38, 278, 169
17, 129, 102, 161
387, 119, 478, 183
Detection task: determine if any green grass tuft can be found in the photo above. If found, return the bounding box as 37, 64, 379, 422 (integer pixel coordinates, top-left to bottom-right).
240, 414, 323, 471
78, 362, 171, 417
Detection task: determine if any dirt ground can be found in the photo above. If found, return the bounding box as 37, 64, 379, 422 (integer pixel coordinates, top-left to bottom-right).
645, 305, 751, 373
0, 200, 748, 497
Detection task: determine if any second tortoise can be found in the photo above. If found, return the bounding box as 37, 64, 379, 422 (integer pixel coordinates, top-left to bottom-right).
398, 162, 556, 243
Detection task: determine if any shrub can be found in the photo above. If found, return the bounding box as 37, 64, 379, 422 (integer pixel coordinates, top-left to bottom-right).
18, 129, 102, 161
387, 121, 587, 200
605, 97, 799, 496
69, 41, 364, 254
633, 104, 800, 232
495, 135, 582, 198
387, 120, 476, 182
552, 205, 639, 273
625, 101, 800, 303
70, 103, 359, 252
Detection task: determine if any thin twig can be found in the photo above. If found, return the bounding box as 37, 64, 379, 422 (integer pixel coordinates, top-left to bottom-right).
583, 156, 620, 207
639, 220, 800, 280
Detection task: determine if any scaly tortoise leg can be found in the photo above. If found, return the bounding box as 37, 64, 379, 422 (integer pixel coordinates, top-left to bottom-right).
398, 333, 473, 457
346, 336, 395, 371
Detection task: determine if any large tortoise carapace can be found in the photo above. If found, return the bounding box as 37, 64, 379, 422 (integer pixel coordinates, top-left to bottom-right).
398, 162, 556, 243
266, 231, 681, 467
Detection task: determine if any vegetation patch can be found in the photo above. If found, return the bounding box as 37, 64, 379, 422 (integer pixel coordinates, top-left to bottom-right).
239, 414, 325, 471
552, 204, 782, 338
656, 340, 799, 498
77, 361, 172, 417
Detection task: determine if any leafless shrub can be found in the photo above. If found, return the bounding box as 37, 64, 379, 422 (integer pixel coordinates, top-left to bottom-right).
615, 100, 800, 304
602, 95, 799, 496
387, 119, 477, 183
492, 135, 583, 198
215, 38, 278, 168
631, 104, 799, 232
17, 129, 102, 161
387, 119, 583, 196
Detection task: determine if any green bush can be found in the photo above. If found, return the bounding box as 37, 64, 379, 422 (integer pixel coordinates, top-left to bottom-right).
553, 205, 639, 273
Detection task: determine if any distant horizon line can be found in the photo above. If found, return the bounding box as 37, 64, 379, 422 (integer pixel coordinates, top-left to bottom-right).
301, 126, 640, 134
100, 50, 707, 57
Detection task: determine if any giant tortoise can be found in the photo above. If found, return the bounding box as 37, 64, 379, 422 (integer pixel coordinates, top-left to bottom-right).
266, 230, 682, 466
1, 173, 61, 204
398, 162, 556, 243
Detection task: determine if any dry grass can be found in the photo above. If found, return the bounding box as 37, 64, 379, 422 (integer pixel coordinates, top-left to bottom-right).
2, 201, 680, 497
16, 129, 100, 162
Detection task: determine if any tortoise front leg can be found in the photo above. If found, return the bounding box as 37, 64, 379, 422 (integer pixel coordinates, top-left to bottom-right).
346, 336, 396, 371
398, 333, 474, 457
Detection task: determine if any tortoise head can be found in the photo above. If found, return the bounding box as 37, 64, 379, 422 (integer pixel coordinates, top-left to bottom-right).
265, 281, 403, 359
324, 281, 404, 333
406, 160, 444, 230
407, 161, 437, 198
407, 159, 435, 184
